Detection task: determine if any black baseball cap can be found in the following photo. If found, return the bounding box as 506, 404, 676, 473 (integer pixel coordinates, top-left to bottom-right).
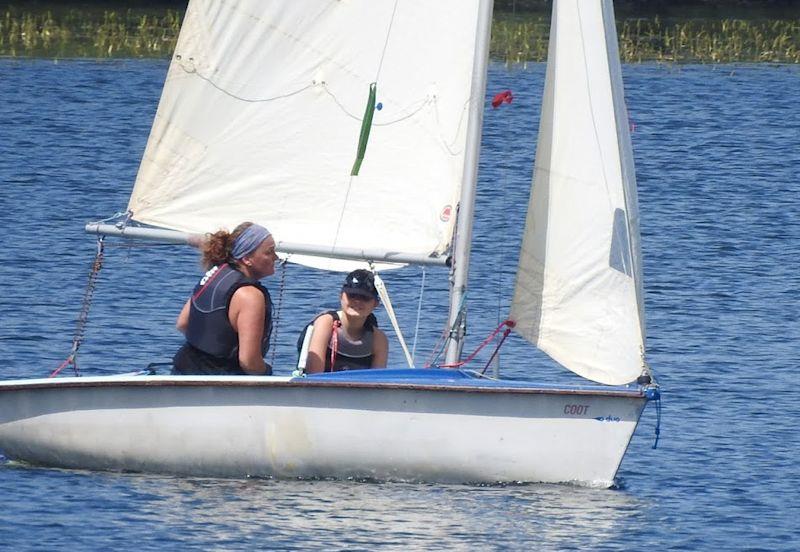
342, 269, 379, 300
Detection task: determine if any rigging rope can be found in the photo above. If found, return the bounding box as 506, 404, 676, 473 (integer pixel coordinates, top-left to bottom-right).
433, 96, 472, 156
330, 173, 357, 253
179, 58, 438, 130
375, 0, 401, 82
177, 57, 315, 103
410, 266, 426, 364
50, 237, 105, 378
424, 324, 448, 368
435, 319, 514, 369
645, 386, 662, 449
480, 322, 515, 375
373, 271, 414, 368
653, 395, 662, 449
425, 291, 466, 368
329, 318, 341, 371
486, 88, 515, 377
269, 258, 289, 368
321, 85, 432, 125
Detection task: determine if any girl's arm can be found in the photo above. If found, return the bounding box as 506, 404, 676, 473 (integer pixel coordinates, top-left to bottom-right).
371, 329, 389, 368
305, 314, 335, 374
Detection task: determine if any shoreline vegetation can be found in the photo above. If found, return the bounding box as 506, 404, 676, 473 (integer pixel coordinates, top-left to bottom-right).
0, 7, 798, 63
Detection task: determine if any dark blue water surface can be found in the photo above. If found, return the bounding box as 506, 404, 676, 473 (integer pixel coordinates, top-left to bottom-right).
1, 59, 798, 550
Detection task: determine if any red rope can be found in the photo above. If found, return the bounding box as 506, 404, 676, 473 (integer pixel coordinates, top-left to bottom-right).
481, 327, 514, 375
328, 319, 341, 372
436, 319, 515, 369
49, 355, 75, 378
424, 324, 449, 368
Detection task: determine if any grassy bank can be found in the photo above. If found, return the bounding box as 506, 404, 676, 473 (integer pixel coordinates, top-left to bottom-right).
493, 14, 800, 64
1, 7, 798, 63
0, 8, 180, 58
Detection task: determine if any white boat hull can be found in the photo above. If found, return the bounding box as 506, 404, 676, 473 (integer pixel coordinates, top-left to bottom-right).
0, 373, 648, 486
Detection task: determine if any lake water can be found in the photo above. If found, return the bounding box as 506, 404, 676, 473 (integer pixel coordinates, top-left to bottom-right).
1, 58, 798, 549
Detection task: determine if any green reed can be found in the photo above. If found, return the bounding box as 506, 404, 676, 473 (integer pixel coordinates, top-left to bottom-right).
0, 8, 181, 58
1, 8, 798, 63
494, 15, 800, 64
491, 15, 550, 68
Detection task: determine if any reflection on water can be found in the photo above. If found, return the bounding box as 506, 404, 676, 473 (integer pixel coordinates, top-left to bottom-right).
2, 465, 643, 550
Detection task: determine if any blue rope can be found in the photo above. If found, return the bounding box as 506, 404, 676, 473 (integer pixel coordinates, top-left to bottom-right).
645, 387, 662, 449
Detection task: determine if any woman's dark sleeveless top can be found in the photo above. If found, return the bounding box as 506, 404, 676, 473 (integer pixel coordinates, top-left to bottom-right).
306, 310, 377, 372
173, 264, 272, 375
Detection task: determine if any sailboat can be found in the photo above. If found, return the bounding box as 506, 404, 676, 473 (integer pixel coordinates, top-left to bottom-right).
0, 0, 659, 486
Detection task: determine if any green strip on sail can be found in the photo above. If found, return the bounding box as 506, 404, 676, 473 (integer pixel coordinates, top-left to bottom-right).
351, 82, 377, 176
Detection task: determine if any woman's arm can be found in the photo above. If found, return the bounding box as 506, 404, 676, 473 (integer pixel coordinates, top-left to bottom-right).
305, 314, 335, 374
371, 329, 389, 368
228, 286, 268, 375
176, 298, 191, 334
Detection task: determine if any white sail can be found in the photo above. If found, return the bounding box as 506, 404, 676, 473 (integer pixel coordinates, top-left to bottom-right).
127, 0, 483, 270
510, 0, 645, 385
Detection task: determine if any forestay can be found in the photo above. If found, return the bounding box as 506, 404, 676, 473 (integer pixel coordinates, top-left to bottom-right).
126, 0, 483, 271
510, 0, 646, 385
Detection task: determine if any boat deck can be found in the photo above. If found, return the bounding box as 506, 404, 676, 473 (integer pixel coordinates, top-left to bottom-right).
0, 368, 647, 398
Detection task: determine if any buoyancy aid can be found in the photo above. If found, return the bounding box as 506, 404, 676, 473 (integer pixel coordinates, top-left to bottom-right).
296, 310, 376, 372
179, 264, 272, 372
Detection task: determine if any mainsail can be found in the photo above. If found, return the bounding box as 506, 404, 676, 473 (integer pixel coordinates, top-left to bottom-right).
127, 0, 484, 270
510, 0, 646, 385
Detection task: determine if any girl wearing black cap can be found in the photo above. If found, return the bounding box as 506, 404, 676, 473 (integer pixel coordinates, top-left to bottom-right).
301, 269, 389, 373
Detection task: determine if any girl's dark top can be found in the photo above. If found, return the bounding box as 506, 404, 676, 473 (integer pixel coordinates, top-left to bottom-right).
297, 310, 377, 372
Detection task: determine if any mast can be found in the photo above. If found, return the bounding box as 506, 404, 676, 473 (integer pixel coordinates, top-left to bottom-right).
444, 0, 494, 364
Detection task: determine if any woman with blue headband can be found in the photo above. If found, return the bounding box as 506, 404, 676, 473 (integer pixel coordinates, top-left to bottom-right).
172, 222, 278, 376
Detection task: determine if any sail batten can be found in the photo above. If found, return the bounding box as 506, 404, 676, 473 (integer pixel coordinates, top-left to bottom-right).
510, 0, 645, 385
127, 0, 483, 272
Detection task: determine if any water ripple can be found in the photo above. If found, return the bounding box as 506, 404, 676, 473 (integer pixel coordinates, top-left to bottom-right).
0, 60, 798, 550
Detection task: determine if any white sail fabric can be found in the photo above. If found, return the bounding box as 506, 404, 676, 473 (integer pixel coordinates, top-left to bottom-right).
510, 0, 645, 385
127, 0, 482, 270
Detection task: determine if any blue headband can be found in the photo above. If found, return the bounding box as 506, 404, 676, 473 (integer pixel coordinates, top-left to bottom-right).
231, 224, 272, 260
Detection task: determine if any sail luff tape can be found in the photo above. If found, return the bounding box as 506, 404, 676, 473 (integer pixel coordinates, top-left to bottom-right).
373, 273, 414, 368
351, 82, 378, 176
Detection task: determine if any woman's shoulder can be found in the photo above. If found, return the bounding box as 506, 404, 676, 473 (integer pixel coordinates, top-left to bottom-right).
231, 284, 268, 305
